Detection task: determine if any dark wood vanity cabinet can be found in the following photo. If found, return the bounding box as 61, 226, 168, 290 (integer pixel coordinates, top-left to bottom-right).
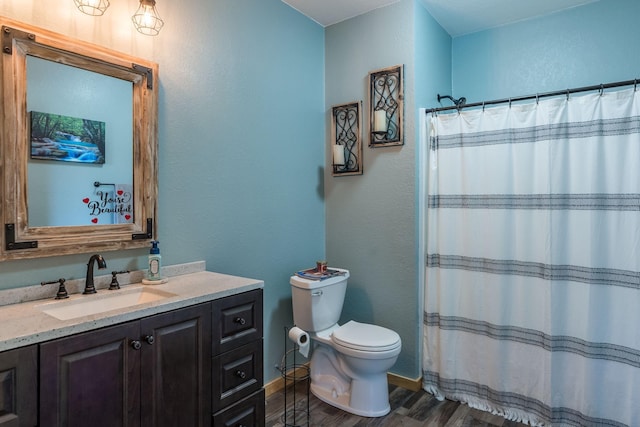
0, 345, 38, 426
40, 303, 212, 426
212, 289, 265, 426
1, 286, 264, 426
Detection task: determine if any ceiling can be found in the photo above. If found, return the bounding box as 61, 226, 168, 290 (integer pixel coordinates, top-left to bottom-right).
281, 0, 599, 36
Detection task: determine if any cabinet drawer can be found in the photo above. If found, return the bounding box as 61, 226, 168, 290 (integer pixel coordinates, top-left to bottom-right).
212, 289, 263, 355
212, 340, 263, 412
213, 388, 265, 427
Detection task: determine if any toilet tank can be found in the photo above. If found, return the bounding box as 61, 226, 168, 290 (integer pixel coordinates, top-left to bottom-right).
290, 269, 350, 332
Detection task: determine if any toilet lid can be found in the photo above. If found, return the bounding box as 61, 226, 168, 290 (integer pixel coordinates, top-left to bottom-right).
332, 320, 400, 352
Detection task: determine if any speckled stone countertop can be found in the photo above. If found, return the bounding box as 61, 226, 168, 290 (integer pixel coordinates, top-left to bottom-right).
0, 261, 263, 352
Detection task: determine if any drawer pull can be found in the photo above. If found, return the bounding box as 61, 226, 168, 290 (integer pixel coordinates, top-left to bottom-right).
235, 370, 246, 379
234, 317, 246, 326
130, 340, 142, 350
145, 335, 155, 345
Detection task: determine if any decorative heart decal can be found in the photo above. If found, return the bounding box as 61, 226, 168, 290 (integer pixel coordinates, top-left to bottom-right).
125, 214, 131, 220
83, 197, 90, 204
117, 190, 124, 195
91, 218, 98, 224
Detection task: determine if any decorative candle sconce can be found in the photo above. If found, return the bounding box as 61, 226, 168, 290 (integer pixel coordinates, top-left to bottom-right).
369, 65, 404, 147
331, 101, 363, 176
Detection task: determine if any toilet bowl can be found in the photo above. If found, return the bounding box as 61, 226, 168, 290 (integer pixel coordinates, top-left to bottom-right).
290, 269, 402, 417
310, 321, 401, 416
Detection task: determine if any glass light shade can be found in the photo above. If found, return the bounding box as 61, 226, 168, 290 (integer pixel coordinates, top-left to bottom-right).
74, 0, 110, 16
132, 0, 165, 36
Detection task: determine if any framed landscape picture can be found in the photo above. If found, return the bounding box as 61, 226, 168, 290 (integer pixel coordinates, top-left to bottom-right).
30, 111, 105, 164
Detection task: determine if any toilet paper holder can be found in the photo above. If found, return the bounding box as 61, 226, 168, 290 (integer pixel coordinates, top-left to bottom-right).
278, 326, 310, 427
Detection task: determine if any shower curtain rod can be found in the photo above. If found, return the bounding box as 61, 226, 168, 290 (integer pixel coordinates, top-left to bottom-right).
425, 78, 639, 114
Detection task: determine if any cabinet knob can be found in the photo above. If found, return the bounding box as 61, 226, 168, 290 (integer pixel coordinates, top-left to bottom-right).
145, 335, 155, 345
130, 340, 142, 350
235, 370, 246, 379
234, 317, 246, 325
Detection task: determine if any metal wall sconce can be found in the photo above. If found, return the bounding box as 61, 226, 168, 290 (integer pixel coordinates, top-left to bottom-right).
74, 0, 164, 36
331, 101, 363, 176
369, 65, 404, 147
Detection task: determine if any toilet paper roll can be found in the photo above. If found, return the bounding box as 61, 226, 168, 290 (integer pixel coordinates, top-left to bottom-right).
288, 326, 310, 358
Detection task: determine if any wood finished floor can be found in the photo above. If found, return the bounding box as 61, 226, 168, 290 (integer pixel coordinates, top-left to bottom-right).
266, 383, 530, 427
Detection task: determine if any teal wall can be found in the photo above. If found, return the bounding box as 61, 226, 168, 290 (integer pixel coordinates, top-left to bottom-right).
324, 0, 450, 378
159, 0, 326, 380
415, 2, 451, 111
0, 0, 324, 384
452, 0, 640, 102
414, 1, 452, 375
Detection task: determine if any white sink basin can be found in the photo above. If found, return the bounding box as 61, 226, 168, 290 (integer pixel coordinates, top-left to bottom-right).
36, 287, 177, 321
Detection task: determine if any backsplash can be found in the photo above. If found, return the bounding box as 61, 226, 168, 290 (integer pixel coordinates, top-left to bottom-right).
0, 260, 206, 307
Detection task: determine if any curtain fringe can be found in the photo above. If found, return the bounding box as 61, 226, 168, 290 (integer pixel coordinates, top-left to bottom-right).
423, 383, 547, 426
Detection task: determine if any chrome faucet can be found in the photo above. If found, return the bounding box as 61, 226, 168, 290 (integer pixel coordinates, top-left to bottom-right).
83, 254, 107, 294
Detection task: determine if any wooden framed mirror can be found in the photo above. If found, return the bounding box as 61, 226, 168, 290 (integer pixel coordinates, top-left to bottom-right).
0, 17, 158, 260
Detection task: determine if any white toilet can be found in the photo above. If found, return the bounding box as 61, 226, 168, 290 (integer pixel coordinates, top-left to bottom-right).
290, 268, 401, 417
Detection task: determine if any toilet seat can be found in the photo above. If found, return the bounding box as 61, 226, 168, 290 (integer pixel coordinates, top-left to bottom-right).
332, 320, 400, 352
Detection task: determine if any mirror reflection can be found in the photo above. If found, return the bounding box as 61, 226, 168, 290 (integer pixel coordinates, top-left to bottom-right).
27, 56, 133, 227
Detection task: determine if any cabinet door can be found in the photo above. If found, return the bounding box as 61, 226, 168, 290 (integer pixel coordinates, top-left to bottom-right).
40, 322, 141, 427
140, 303, 212, 427
0, 345, 37, 427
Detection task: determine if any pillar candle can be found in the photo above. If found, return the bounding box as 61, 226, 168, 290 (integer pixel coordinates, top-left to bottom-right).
332, 145, 345, 165
374, 110, 387, 132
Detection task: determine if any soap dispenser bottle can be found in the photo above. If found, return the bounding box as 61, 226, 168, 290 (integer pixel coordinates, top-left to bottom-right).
147, 240, 162, 281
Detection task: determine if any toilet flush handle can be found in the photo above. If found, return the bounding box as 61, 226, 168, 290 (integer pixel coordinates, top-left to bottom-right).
311, 290, 323, 297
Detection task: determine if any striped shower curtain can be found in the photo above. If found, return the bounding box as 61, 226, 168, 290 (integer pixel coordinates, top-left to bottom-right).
422, 88, 640, 426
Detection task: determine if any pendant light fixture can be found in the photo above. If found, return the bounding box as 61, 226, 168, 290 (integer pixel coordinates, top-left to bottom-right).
74, 0, 110, 16
131, 0, 165, 36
